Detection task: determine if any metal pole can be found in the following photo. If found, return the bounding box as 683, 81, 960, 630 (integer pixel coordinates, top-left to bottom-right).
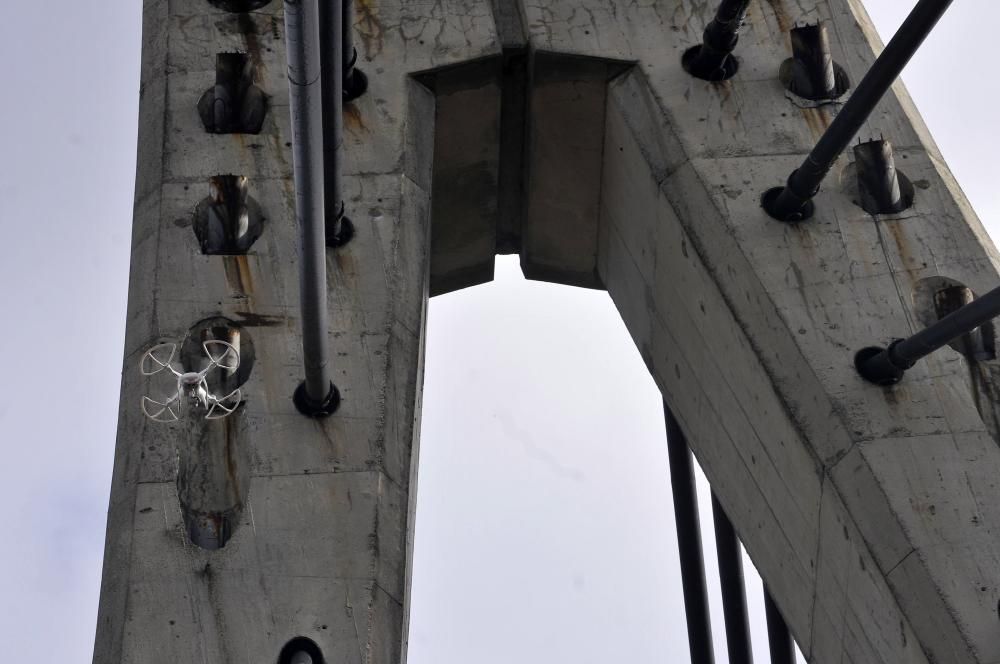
683, 0, 753, 81
712, 494, 754, 664
763, 587, 795, 664
342, 0, 368, 100
856, 281, 1000, 385
284, 0, 340, 416
319, 0, 352, 246
762, 0, 954, 221
664, 403, 716, 664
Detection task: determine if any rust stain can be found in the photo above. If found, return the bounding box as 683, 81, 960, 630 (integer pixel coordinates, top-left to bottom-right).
234, 311, 286, 328
884, 219, 918, 276
344, 104, 369, 134
799, 106, 832, 140
224, 255, 255, 295
236, 13, 266, 76
223, 416, 243, 504
334, 249, 357, 276
356, 0, 384, 59
763, 0, 792, 33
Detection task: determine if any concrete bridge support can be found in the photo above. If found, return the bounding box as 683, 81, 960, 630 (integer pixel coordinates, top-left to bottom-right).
96, 1, 1000, 663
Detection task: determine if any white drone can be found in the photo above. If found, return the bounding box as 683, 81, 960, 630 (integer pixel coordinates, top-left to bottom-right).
140, 340, 243, 422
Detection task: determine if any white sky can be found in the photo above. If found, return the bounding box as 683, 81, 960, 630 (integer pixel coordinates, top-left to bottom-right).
0, 2, 997, 663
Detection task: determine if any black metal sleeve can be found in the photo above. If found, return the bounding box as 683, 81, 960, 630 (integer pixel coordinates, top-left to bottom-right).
664, 403, 716, 664
283, 0, 337, 411
763, 0, 954, 221
712, 494, 754, 664
857, 281, 1000, 385
763, 588, 795, 664
684, 0, 753, 80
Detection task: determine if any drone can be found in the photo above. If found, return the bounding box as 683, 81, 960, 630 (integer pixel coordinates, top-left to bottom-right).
140, 340, 243, 422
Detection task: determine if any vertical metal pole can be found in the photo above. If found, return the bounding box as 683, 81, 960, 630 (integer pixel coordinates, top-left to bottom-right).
342, 0, 368, 100
764, 587, 795, 664
319, 0, 346, 239
664, 403, 716, 664
285, 0, 339, 415
712, 494, 754, 664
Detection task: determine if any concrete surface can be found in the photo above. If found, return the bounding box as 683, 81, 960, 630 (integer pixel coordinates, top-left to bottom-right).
95, 1, 1000, 662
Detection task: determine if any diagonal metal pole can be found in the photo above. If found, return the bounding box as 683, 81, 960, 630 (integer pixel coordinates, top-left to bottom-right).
762, 0, 955, 221
684, 0, 753, 81
713, 494, 754, 664
664, 403, 716, 664
857, 281, 1000, 385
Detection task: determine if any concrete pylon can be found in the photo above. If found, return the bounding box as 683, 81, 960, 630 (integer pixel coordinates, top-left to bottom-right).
94, 1, 1000, 663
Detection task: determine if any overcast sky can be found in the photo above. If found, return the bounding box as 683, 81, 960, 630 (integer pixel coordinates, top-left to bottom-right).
0, 2, 997, 663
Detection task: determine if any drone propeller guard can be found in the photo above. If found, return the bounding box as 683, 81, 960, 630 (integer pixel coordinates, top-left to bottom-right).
139, 340, 243, 422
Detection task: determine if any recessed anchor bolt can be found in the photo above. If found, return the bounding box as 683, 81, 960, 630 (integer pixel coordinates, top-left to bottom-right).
682, 0, 753, 81
194, 175, 265, 254
198, 53, 267, 134
780, 22, 850, 100
853, 137, 914, 214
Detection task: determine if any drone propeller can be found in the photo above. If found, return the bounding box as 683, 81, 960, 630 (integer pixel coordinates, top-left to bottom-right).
202, 339, 240, 374
205, 387, 243, 420
140, 343, 180, 377
142, 395, 181, 423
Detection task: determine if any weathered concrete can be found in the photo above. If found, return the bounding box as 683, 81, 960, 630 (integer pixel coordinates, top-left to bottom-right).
97, 1, 1000, 663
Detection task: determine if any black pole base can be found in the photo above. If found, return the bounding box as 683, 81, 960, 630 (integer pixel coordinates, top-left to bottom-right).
682, 44, 739, 81
761, 186, 815, 222
854, 343, 906, 386
294, 381, 341, 418
344, 49, 369, 102
326, 214, 354, 248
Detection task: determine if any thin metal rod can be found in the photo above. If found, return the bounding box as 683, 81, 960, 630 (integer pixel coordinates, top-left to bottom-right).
763, 0, 954, 221
283, 0, 335, 408
763, 587, 795, 664
857, 281, 1000, 384
343, 0, 355, 76
342, 0, 368, 101
664, 403, 716, 664
684, 0, 753, 80
319, 0, 345, 234
712, 494, 754, 664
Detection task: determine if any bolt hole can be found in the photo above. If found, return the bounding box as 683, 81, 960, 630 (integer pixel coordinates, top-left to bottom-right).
193, 175, 265, 254
198, 52, 267, 134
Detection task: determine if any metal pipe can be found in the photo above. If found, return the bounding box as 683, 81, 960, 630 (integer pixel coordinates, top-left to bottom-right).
712, 494, 754, 664
856, 281, 1000, 385
284, 0, 340, 416
788, 23, 838, 100
854, 138, 906, 213
763, 588, 795, 664
290, 653, 313, 664
319, 0, 351, 246
342, 0, 368, 100
683, 0, 753, 81
762, 0, 954, 221
664, 403, 716, 664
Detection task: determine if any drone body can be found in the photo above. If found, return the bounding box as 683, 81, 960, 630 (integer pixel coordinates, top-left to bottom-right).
140, 340, 243, 422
